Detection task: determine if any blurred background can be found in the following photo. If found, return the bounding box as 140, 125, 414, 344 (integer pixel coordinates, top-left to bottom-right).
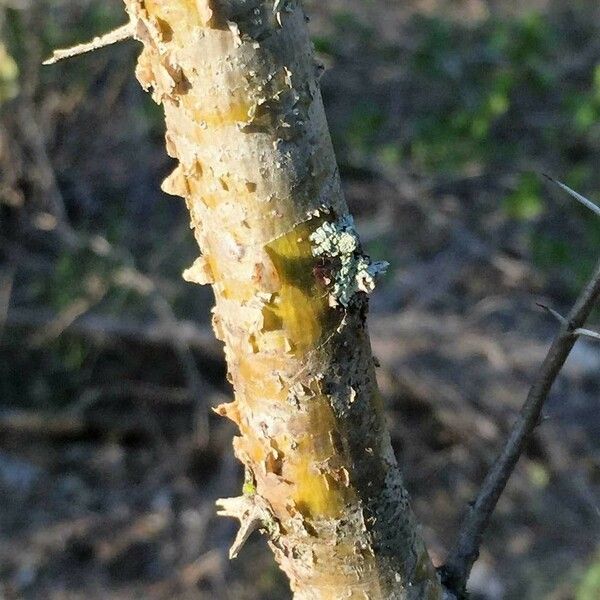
1, 0, 600, 598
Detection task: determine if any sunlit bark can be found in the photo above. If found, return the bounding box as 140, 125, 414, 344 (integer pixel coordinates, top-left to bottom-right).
123, 1, 443, 598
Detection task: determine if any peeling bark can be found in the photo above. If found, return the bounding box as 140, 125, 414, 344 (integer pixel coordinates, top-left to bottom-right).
123, 1, 443, 597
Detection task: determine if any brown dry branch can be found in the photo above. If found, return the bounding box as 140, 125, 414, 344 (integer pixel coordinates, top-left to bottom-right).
441, 185, 600, 596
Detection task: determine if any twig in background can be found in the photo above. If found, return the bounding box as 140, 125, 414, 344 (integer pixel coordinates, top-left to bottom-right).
443, 257, 600, 594
27, 276, 108, 346
538, 302, 600, 341
4, 306, 219, 357
112, 266, 215, 448
442, 182, 600, 596
151, 293, 213, 449
0, 266, 14, 339
11, 49, 217, 447
68, 382, 212, 416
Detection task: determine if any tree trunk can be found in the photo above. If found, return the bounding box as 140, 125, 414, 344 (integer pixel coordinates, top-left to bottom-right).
123, 1, 443, 598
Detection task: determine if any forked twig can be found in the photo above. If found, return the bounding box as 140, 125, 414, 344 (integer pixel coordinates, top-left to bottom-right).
538, 302, 600, 341
442, 181, 600, 596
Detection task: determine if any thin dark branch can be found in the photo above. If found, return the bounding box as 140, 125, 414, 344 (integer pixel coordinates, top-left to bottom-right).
442, 257, 600, 595
536, 302, 567, 325
538, 302, 600, 341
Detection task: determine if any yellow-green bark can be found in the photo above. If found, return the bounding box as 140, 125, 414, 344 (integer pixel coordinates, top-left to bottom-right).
123, 1, 444, 598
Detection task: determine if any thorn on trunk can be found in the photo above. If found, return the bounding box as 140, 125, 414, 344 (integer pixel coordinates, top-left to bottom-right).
43, 21, 135, 66
216, 494, 279, 559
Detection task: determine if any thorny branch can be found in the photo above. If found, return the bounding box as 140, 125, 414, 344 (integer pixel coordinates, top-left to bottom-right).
442, 183, 600, 596
538, 302, 600, 342
443, 257, 600, 594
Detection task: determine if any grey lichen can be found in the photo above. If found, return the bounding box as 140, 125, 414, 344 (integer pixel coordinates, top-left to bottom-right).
309, 215, 388, 307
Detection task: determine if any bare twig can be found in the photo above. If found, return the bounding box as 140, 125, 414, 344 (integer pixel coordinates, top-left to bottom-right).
42, 21, 135, 65
69, 383, 198, 415
573, 327, 600, 341
542, 174, 600, 217
537, 302, 568, 325
112, 266, 215, 448
442, 256, 600, 595
538, 302, 600, 341
0, 409, 89, 437
28, 278, 108, 346
15, 101, 77, 243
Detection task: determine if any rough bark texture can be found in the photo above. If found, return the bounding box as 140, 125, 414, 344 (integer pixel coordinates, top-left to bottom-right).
123, 1, 443, 598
